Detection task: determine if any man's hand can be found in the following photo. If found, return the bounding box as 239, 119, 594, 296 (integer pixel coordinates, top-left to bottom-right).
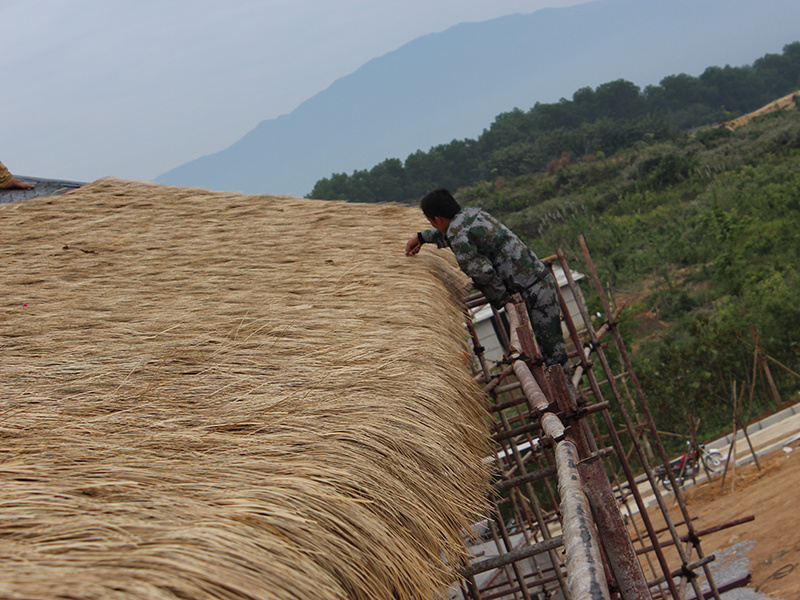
405, 234, 422, 256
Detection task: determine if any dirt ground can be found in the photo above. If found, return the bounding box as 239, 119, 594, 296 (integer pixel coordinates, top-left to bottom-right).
636, 444, 800, 599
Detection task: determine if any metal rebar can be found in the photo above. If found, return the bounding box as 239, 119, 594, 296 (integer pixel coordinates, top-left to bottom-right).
635, 516, 755, 555
496, 405, 563, 599
578, 455, 653, 600
466, 314, 492, 382
492, 305, 512, 352
578, 234, 722, 600
646, 556, 716, 589
460, 250, 731, 600
459, 535, 565, 578
483, 365, 516, 393
543, 330, 653, 600
556, 248, 683, 600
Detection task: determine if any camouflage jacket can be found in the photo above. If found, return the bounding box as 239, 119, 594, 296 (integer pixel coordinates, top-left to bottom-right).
420, 207, 548, 308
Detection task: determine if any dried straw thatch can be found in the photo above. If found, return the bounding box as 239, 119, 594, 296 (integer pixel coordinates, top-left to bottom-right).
0, 180, 491, 600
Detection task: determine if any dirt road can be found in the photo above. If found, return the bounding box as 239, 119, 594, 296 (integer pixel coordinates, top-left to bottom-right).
639, 442, 800, 599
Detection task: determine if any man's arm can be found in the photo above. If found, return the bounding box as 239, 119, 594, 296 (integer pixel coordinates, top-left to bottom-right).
404, 228, 446, 256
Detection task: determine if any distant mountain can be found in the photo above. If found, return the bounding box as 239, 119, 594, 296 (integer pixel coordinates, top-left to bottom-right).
155, 0, 800, 197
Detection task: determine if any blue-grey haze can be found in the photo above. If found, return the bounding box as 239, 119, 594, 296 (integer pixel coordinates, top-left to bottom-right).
155, 0, 800, 197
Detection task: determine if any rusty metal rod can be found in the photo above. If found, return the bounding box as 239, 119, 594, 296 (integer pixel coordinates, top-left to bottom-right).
556, 249, 681, 600
480, 570, 565, 600
635, 516, 755, 555
495, 408, 555, 600
578, 234, 723, 600
495, 381, 523, 395
491, 305, 512, 352
465, 314, 492, 381
482, 364, 516, 393
459, 535, 564, 578
492, 394, 534, 412
646, 555, 716, 588
685, 574, 751, 600
466, 296, 490, 308
493, 465, 558, 492
578, 455, 653, 600
569, 307, 687, 597
494, 446, 614, 494
492, 421, 542, 442
549, 272, 653, 600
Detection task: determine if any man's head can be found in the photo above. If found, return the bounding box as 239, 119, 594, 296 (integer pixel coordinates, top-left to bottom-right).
420, 188, 460, 219
420, 188, 460, 233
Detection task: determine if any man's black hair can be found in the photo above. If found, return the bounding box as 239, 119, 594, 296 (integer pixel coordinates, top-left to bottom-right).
420, 188, 460, 220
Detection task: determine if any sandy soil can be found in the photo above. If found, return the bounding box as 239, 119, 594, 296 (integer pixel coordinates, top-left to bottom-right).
636, 444, 800, 599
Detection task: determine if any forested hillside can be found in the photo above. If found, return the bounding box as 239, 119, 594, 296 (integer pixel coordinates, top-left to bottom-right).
467, 105, 800, 447
308, 42, 800, 205
309, 42, 800, 449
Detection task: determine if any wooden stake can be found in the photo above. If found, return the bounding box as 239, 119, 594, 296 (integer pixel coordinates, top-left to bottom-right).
760, 353, 782, 407
730, 382, 738, 493
720, 382, 738, 490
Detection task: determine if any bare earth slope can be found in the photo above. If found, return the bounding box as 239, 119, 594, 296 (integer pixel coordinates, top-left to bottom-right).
643, 444, 800, 599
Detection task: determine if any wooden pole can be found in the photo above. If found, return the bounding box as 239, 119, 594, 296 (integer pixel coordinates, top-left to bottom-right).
730, 383, 738, 493
760, 353, 782, 407
749, 328, 759, 417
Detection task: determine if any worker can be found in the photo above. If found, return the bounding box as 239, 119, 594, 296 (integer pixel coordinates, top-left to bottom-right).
0, 160, 34, 190
405, 188, 568, 371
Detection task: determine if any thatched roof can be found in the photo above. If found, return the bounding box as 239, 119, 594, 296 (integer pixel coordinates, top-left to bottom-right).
0, 180, 491, 600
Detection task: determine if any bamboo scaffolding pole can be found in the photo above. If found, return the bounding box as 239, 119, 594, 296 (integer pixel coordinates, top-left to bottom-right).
552, 252, 653, 600
735, 412, 762, 472
720, 384, 741, 490
511, 354, 610, 600
506, 298, 610, 600
460, 241, 731, 600
555, 249, 681, 598
764, 352, 800, 380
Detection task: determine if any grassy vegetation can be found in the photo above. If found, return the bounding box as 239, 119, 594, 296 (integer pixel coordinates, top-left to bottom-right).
458, 106, 800, 449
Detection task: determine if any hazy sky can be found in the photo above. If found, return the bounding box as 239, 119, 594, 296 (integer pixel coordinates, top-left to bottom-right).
1, 0, 587, 183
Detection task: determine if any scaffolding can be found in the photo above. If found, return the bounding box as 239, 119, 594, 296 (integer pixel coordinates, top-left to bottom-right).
455, 236, 752, 600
